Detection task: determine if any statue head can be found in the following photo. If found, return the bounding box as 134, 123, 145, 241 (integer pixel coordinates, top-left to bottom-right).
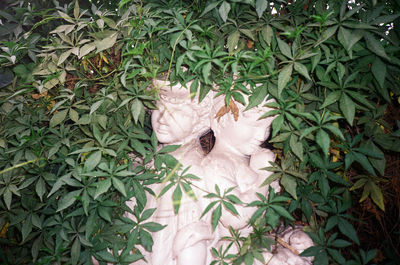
211, 90, 275, 156
151, 80, 213, 144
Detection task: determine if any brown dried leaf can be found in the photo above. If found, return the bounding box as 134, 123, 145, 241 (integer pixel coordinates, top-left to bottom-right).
246, 40, 254, 49
215, 105, 230, 122
229, 100, 239, 121
32, 90, 48, 99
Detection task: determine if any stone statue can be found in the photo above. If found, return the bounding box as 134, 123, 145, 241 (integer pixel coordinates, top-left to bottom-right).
201, 93, 313, 265
143, 79, 214, 265
126, 81, 313, 265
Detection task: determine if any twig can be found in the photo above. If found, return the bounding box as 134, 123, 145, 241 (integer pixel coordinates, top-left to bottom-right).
276, 237, 299, 255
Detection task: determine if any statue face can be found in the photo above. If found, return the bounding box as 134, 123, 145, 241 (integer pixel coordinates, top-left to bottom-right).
215, 105, 271, 156
151, 83, 199, 144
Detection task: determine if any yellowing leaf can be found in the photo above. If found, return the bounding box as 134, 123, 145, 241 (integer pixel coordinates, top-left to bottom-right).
370, 181, 385, 211
58, 50, 72, 65
96, 32, 118, 53
74, 0, 80, 20
79, 43, 96, 58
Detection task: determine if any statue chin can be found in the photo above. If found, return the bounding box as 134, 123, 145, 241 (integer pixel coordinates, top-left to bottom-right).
125, 81, 314, 265
153, 131, 177, 144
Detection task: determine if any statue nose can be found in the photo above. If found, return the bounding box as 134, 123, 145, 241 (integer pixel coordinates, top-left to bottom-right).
159, 108, 172, 123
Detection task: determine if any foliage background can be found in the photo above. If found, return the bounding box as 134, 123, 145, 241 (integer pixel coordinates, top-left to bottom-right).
0, 0, 399, 264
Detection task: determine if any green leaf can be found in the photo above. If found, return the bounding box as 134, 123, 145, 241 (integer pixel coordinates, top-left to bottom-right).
338, 218, 360, 245
277, 64, 293, 97
331, 239, 352, 248
71, 238, 80, 265
272, 114, 284, 137
323, 124, 345, 140
3, 188, 12, 210
227, 30, 240, 54
199, 83, 211, 102
190, 78, 199, 98
338, 27, 362, 52
315, 25, 338, 47
316, 129, 330, 156
95, 250, 118, 262
364, 32, 389, 60
96, 32, 118, 53
142, 222, 166, 232
294, 62, 311, 80
202, 61, 212, 84
84, 151, 102, 172
201, 201, 218, 219
339, 93, 355, 125
173, 184, 182, 214
245, 84, 267, 110
353, 152, 376, 176
327, 248, 346, 265
69, 108, 79, 122
277, 38, 292, 59
223, 201, 239, 215
256, 0, 268, 18
57, 189, 82, 212
94, 179, 112, 199
212, 204, 222, 231
261, 25, 273, 46
219, 1, 231, 22
270, 205, 295, 221
200, 1, 221, 17
35, 177, 46, 202
158, 145, 181, 154
239, 28, 255, 41
112, 177, 127, 197
21, 215, 32, 242
50, 109, 68, 128
131, 99, 143, 124
281, 174, 297, 199
289, 135, 303, 161
90, 100, 104, 115
371, 56, 386, 88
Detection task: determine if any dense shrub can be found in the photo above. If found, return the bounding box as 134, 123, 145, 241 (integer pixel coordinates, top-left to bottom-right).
1, 0, 399, 264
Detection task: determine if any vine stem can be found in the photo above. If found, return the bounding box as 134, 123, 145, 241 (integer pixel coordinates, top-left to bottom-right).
0, 157, 45, 175
276, 237, 300, 255
165, 21, 196, 83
